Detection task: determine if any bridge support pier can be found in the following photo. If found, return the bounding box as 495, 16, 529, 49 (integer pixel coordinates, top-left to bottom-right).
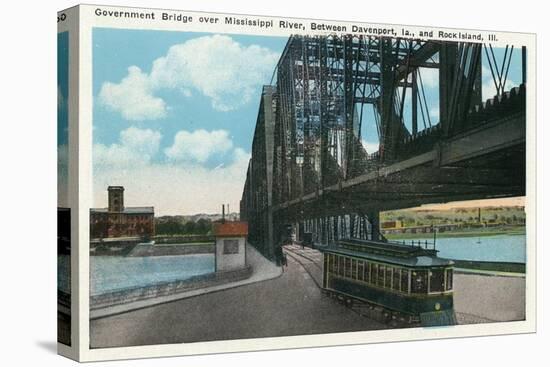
266, 208, 274, 259
367, 210, 381, 241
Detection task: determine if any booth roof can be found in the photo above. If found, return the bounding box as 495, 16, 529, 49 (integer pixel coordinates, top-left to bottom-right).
213, 221, 248, 237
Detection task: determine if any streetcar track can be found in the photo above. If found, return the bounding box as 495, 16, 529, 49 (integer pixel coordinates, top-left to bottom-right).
283, 250, 322, 288
284, 246, 323, 271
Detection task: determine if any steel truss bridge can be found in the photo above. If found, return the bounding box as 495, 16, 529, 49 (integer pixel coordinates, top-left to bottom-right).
240, 35, 526, 262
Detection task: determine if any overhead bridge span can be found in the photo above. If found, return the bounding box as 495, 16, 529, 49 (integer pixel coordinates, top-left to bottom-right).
240, 35, 526, 262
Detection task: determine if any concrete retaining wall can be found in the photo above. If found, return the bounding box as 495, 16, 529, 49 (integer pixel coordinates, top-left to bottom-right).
451, 259, 525, 273
127, 243, 215, 257
154, 235, 214, 244
91, 266, 252, 310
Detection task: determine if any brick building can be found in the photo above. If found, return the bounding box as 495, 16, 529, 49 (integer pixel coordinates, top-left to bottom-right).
90, 186, 155, 239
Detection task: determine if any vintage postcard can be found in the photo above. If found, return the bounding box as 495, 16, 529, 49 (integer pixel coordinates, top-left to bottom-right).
57, 4, 536, 362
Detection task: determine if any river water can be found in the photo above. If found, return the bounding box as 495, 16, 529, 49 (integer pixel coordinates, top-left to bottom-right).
395, 234, 526, 263
58, 234, 525, 296
89, 254, 215, 296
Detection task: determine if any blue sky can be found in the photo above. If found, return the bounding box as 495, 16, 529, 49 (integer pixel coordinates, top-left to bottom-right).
58, 31, 69, 208
92, 29, 287, 214
91, 28, 524, 215
58, 32, 69, 146
93, 29, 287, 162
360, 46, 523, 151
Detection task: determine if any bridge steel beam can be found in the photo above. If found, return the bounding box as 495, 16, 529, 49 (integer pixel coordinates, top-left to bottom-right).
240, 86, 278, 261
242, 35, 526, 254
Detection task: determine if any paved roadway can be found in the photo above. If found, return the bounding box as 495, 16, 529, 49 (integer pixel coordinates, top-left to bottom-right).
90, 249, 387, 348
90, 244, 525, 348
453, 272, 525, 323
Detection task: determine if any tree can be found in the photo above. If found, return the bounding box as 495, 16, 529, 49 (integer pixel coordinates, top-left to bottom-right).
155, 218, 186, 235
195, 218, 212, 234
184, 221, 196, 234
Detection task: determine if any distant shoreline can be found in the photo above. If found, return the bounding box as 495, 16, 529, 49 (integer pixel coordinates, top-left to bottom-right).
90, 240, 214, 256
385, 227, 525, 240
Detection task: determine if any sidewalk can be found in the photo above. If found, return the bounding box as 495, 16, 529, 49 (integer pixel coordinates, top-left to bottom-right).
91, 243, 282, 319
91, 243, 386, 348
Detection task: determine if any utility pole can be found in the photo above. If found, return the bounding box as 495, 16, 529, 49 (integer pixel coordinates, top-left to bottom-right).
478, 207, 481, 224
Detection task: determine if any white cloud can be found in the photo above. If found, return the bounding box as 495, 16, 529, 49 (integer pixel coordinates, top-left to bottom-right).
94, 127, 162, 169
481, 64, 520, 100
93, 147, 250, 216
165, 129, 234, 163
482, 77, 519, 101
98, 35, 280, 120
419, 67, 439, 88
93, 126, 250, 215
149, 35, 279, 112
99, 66, 168, 121
429, 107, 440, 121
362, 140, 379, 154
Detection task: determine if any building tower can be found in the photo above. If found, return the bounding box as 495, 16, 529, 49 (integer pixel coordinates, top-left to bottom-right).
108, 186, 124, 212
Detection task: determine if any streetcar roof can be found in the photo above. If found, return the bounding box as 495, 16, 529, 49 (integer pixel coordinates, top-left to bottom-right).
338, 238, 438, 256
321, 245, 454, 268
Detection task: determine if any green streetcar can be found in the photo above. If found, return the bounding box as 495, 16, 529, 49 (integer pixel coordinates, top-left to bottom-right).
320, 238, 455, 323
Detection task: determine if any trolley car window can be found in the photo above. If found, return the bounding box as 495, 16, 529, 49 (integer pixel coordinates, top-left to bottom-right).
365, 262, 371, 283
329, 254, 335, 273
378, 265, 385, 287
401, 269, 409, 293
445, 268, 453, 290
345, 257, 352, 278
338, 256, 345, 277
393, 268, 401, 291
351, 259, 357, 279
385, 266, 392, 288
372, 263, 379, 285
357, 261, 364, 281
429, 269, 445, 293
411, 270, 428, 294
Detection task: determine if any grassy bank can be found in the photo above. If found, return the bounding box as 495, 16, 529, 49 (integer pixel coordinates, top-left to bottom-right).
452, 259, 525, 273
153, 235, 214, 245
153, 242, 214, 247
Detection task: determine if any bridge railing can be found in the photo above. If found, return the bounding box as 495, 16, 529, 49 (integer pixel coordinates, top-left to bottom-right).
397, 83, 525, 161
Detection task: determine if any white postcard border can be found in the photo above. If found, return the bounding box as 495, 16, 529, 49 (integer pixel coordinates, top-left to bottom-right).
61, 4, 536, 362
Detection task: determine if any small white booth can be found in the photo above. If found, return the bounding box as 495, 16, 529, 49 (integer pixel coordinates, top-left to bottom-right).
213, 221, 248, 272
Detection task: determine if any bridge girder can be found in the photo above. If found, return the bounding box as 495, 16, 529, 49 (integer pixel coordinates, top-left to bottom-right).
241, 35, 526, 259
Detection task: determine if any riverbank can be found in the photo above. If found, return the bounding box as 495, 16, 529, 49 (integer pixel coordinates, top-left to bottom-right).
385, 226, 525, 240
90, 245, 384, 347
91, 243, 282, 319
90, 240, 215, 256
452, 259, 525, 274
127, 242, 214, 256
153, 234, 214, 244
90, 244, 525, 348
